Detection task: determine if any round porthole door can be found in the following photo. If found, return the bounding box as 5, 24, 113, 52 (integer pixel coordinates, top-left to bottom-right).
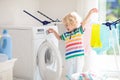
37, 40, 62, 80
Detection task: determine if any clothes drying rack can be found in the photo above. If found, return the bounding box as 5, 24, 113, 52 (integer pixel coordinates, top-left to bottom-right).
103, 18, 120, 71
23, 10, 61, 25
23, 10, 51, 25
37, 11, 61, 23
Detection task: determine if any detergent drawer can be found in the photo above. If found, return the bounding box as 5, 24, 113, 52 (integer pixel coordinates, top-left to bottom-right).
32, 27, 46, 39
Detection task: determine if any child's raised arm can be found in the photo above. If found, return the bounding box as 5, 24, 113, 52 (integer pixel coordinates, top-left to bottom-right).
81, 8, 98, 29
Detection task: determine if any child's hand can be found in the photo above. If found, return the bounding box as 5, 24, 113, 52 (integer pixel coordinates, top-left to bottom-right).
81, 8, 98, 28
89, 8, 98, 14
47, 28, 55, 33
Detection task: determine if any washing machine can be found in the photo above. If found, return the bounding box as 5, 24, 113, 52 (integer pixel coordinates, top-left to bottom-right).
0, 26, 63, 80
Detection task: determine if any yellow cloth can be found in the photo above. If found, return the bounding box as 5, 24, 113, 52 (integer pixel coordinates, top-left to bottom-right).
90, 24, 102, 48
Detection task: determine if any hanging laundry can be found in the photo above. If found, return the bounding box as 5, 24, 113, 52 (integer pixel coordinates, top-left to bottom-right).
90, 24, 102, 48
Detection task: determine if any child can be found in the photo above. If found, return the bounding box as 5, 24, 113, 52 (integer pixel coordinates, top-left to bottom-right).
48, 8, 98, 79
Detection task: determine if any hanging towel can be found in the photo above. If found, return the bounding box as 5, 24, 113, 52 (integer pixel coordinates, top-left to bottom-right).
90, 24, 102, 48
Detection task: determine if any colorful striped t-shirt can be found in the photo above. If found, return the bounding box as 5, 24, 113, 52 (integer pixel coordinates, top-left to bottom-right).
60, 26, 84, 60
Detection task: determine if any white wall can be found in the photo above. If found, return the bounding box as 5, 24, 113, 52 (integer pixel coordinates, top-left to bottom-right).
99, 0, 106, 23
76, 0, 99, 19
0, 0, 42, 26
39, 0, 77, 21
76, 0, 106, 23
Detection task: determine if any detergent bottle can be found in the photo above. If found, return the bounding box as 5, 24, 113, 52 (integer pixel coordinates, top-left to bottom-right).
0, 29, 12, 60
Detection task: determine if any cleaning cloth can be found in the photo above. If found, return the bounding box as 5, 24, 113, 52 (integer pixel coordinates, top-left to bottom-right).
90, 24, 102, 48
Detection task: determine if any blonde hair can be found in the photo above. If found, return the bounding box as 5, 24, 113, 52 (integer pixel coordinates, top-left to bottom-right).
62, 12, 82, 27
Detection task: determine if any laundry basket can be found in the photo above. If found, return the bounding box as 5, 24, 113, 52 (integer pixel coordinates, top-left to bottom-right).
0, 59, 17, 80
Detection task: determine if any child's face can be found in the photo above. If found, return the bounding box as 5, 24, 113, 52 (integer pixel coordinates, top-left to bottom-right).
65, 24, 76, 32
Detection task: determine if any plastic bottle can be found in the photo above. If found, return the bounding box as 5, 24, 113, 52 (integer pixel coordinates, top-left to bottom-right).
0, 29, 12, 60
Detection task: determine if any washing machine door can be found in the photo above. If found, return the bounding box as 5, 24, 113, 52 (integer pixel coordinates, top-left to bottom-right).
37, 40, 62, 80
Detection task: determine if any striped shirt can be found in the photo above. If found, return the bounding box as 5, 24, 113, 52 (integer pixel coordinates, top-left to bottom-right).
60, 26, 84, 60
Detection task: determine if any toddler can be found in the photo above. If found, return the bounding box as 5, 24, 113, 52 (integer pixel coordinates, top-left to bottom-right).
48, 8, 98, 80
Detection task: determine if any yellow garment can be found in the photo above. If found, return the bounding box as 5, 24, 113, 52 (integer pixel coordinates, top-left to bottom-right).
90, 24, 102, 48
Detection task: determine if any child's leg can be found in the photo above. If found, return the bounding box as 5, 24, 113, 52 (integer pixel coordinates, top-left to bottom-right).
66, 58, 76, 80
66, 59, 72, 80
76, 56, 85, 73
70, 57, 85, 80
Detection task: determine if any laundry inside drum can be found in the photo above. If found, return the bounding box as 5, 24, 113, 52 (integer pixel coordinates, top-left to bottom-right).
45, 48, 53, 65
